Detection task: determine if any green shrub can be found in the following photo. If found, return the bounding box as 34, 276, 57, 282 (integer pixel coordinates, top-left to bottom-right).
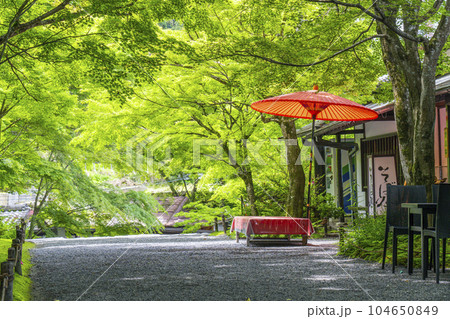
338, 215, 386, 263
311, 192, 345, 220
339, 215, 450, 268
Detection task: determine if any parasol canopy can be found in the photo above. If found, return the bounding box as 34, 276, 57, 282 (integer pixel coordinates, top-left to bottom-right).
251, 89, 378, 121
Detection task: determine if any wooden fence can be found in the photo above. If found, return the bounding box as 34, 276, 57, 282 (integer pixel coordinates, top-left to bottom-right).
0, 219, 27, 301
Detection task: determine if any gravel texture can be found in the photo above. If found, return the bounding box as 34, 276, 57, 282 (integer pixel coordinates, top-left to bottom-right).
29, 234, 450, 301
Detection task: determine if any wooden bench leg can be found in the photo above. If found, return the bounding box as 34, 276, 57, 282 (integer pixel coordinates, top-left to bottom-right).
236, 232, 240, 243
287, 235, 291, 241
246, 235, 251, 247
302, 235, 308, 246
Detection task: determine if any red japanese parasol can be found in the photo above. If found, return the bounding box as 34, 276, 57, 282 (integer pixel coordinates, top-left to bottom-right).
251, 86, 378, 219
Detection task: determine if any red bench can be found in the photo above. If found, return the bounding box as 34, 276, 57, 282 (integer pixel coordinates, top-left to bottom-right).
230, 216, 314, 246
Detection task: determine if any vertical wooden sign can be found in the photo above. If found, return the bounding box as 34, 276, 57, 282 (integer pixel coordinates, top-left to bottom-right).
373, 156, 398, 215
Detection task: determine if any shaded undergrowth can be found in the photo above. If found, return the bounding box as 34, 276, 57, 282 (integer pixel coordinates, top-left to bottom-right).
338, 216, 450, 269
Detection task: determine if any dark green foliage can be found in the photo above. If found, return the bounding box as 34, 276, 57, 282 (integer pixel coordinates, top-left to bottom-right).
310, 192, 345, 220
338, 216, 386, 263
339, 215, 450, 269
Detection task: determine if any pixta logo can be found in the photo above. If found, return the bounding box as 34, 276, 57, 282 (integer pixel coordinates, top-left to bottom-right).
126, 132, 171, 174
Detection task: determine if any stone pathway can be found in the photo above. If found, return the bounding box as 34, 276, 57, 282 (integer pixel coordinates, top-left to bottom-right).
29, 234, 450, 301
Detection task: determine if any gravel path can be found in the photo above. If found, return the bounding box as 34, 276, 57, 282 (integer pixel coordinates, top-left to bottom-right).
29, 234, 450, 301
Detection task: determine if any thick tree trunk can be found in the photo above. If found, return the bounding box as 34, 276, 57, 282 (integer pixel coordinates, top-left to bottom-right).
375, 5, 450, 191
280, 119, 305, 218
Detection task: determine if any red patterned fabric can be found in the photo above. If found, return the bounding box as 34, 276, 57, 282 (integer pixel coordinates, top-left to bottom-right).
230, 216, 314, 236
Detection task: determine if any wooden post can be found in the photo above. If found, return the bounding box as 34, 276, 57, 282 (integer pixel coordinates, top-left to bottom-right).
7, 247, 16, 266
302, 235, 308, 246
4, 262, 14, 301
214, 218, 218, 232
21, 219, 27, 237
240, 196, 244, 214
11, 238, 22, 275
1, 262, 11, 301
15, 225, 20, 238
1, 249, 16, 301
222, 214, 227, 234
336, 135, 345, 222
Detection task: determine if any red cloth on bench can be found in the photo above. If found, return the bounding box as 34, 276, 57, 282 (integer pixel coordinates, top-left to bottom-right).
230, 216, 314, 236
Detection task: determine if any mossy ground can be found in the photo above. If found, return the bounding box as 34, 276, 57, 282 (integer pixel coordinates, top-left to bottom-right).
0, 239, 34, 301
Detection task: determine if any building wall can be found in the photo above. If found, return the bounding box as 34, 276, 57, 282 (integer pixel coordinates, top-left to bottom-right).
0, 192, 35, 207
365, 120, 397, 138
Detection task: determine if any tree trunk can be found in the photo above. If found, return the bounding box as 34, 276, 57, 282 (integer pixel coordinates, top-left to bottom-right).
280, 119, 305, 218
222, 140, 259, 216
237, 167, 259, 216
375, 13, 447, 193
158, 169, 179, 196
190, 177, 199, 202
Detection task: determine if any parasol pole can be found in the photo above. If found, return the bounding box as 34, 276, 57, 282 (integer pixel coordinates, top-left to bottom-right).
306, 114, 316, 220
